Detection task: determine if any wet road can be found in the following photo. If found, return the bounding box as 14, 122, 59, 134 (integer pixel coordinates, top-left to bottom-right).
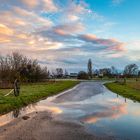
0, 82, 140, 140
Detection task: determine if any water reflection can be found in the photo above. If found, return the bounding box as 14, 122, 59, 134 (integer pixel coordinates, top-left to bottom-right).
116, 93, 127, 103
79, 97, 128, 124
125, 98, 127, 103
82, 103, 127, 124
12, 109, 20, 118
0, 103, 63, 127
15, 105, 63, 116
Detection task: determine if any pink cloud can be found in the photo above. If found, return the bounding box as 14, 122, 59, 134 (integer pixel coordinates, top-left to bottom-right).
21, 0, 39, 8
79, 34, 97, 41
67, 15, 79, 22
0, 24, 14, 36
43, 0, 58, 12
110, 43, 126, 52
53, 23, 85, 36
79, 34, 126, 53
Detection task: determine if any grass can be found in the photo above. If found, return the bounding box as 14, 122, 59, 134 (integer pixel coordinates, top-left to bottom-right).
0, 81, 79, 115
105, 81, 140, 102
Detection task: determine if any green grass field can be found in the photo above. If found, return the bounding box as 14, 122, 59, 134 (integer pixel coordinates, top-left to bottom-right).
0, 81, 79, 115
105, 81, 140, 102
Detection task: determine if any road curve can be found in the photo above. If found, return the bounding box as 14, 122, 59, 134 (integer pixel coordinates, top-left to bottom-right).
0, 82, 119, 140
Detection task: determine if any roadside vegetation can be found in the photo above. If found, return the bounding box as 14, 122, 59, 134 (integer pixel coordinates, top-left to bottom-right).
105, 79, 140, 102
0, 81, 79, 115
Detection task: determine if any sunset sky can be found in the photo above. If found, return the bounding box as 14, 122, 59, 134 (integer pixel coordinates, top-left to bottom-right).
0, 0, 140, 72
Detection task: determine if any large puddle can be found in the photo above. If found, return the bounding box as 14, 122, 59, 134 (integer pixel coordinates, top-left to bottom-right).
0, 82, 140, 140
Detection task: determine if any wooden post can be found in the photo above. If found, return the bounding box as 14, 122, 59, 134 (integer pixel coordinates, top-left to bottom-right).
14, 79, 20, 96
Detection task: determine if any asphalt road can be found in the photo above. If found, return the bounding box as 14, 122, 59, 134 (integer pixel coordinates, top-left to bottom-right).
0, 82, 117, 140
54, 82, 104, 103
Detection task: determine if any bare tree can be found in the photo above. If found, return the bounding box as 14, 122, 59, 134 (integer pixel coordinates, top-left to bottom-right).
124, 64, 139, 77
0, 52, 49, 84
56, 68, 63, 78
99, 68, 111, 77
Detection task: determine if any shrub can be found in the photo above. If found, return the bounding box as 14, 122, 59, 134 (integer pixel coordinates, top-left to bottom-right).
77, 71, 89, 79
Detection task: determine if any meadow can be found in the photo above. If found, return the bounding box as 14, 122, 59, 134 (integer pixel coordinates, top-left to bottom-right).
105, 79, 140, 102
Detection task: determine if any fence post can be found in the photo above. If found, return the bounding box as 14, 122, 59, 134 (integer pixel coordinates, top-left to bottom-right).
14, 79, 20, 96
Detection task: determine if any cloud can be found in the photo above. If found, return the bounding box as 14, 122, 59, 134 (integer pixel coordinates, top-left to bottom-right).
13, 7, 53, 27
78, 34, 126, 53
61, 0, 102, 23
1, 0, 58, 12
0, 35, 11, 43
112, 0, 124, 5
0, 24, 14, 36
38, 22, 85, 43
53, 23, 85, 35
21, 0, 39, 8
43, 0, 58, 12
79, 34, 97, 41
66, 0, 88, 15
0, 0, 135, 71
67, 15, 79, 22
0, 24, 14, 43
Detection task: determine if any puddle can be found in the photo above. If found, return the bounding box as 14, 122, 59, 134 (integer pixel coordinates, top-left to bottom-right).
0, 82, 140, 140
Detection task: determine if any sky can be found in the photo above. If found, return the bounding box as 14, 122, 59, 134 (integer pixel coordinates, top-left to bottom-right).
0, 0, 140, 72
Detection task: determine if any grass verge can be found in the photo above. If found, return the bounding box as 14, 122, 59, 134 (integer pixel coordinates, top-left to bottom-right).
0, 81, 79, 115
105, 82, 140, 102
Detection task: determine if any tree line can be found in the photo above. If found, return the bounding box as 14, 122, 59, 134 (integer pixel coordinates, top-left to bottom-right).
77, 59, 140, 79
0, 53, 140, 82
0, 52, 49, 83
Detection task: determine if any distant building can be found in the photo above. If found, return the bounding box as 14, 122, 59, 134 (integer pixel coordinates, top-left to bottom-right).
70, 73, 78, 78
98, 73, 103, 77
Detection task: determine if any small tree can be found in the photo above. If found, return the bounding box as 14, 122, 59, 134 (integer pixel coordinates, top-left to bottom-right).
56, 68, 63, 78
87, 59, 93, 79
124, 64, 139, 77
